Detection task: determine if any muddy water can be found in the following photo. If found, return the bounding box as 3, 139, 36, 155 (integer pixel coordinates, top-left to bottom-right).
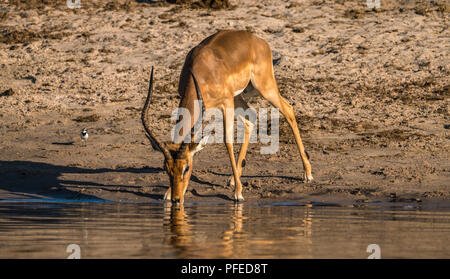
0, 200, 449, 258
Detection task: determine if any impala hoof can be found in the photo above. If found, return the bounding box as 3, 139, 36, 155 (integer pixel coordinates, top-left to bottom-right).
234, 193, 244, 202
303, 173, 314, 183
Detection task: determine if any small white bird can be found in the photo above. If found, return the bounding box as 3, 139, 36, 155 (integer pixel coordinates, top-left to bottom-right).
80, 128, 88, 146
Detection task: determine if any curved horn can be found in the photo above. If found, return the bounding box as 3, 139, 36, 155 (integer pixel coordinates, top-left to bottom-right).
177, 70, 205, 155
141, 66, 173, 161
190, 70, 205, 139
191, 70, 204, 106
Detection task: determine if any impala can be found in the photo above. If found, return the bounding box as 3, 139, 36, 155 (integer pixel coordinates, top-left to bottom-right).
142, 30, 313, 205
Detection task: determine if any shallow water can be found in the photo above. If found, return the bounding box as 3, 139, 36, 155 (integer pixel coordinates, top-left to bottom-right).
0, 200, 449, 258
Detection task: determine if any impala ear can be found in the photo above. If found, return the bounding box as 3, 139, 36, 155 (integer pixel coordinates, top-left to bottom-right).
190, 135, 209, 156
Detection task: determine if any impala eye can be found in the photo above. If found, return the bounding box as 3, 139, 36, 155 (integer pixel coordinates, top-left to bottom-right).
183, 165, 190, 175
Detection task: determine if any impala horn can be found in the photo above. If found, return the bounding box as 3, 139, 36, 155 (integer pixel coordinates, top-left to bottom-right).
141, 66, 173, 161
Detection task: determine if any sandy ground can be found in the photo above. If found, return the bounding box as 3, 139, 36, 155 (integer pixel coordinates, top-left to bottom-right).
0, 0, 449, 206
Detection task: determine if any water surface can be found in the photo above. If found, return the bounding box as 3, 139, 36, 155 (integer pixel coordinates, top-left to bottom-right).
0, 200, 449, 258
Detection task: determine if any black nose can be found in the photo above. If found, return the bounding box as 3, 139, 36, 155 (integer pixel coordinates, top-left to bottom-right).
172, 198, 180, 205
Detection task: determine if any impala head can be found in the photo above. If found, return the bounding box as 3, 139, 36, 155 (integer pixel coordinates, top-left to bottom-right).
164, 139, 207, 205
142, 67, 206, 206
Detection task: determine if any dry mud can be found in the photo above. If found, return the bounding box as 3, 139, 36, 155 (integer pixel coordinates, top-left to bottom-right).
0, 0, 449, 205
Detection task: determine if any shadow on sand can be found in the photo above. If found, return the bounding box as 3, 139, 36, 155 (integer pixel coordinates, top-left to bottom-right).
0, 160, 166, 202
0, 160, 235, 202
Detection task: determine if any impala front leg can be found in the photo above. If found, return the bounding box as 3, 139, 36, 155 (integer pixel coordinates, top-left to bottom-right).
223, 106, 244, 202
228, 115, 254, 187
228, 96, 255, 187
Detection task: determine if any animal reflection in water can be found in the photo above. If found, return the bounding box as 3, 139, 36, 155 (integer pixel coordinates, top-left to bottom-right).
163, 204, 313, 258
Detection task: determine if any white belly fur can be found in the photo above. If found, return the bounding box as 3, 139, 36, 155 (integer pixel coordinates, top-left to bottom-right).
234, 88, 245, 96
234, 72, 258, 97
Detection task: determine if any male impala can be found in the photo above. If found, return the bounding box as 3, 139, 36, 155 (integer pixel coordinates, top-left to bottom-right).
142, 30, 313, 205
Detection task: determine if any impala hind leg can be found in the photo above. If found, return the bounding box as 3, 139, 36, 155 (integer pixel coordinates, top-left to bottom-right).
251, 72, 313, 182
223, 104, 245, 201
